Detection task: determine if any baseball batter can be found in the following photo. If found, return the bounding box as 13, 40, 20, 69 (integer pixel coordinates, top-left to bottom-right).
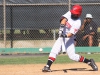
42, 5, 98, 72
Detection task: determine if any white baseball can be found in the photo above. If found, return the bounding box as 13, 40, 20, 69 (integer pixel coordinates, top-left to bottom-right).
39, 48, 43, 52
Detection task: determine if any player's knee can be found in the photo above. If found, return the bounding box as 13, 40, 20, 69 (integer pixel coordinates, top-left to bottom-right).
68, 55, 74, 60
68, 54, 79, 61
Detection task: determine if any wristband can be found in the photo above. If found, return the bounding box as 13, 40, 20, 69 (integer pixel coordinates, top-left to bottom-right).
60, 24, 65, 28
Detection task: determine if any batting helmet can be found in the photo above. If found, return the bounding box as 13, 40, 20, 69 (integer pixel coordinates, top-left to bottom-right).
70, 5, 82, 17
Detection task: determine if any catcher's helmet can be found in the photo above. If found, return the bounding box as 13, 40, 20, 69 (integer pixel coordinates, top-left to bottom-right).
70, 5, 82, 17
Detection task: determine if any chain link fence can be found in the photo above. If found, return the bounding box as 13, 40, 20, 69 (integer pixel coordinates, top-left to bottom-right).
0, 0, 100, 48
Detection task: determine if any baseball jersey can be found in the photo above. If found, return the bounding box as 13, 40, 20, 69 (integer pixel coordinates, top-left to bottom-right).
62, 11, 81, 36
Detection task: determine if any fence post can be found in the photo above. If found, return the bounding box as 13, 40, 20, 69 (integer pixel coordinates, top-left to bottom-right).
3, 0, 6, 48
68, 0, 71, 10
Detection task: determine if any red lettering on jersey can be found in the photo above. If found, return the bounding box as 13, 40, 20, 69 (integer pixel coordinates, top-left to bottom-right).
65, 22, 71, 28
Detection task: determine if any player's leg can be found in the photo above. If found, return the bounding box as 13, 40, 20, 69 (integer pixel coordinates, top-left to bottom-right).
88, 35, 93, 46
42, 38, 62, 72
66, 39, 98, 71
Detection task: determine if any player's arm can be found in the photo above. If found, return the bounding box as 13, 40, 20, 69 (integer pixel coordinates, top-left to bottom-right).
60, 17, 67, 25
66, 33, 73, 38
80, 19, 87, 31
60, 17, 73, 38
61, 31, 73, 38
89, 32, 95, 35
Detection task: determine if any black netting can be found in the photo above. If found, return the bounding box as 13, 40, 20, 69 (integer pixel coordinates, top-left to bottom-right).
72, 0, 100, 3
6, 0, 68, 4
5, 5, 68, 30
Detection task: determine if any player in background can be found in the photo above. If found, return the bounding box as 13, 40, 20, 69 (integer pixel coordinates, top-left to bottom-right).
80, 14, 98, 46
42, 5, 98, 72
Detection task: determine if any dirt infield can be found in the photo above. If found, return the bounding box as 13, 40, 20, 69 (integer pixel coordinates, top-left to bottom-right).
0, 63, 100, 75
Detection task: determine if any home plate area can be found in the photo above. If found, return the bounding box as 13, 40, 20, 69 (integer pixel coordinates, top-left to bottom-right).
0, 63, 99, 75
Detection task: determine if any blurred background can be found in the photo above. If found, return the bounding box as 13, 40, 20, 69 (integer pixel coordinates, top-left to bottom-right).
0, 0, 100, 48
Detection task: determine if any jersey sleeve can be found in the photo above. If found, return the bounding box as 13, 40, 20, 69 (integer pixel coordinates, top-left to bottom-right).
62, 11, 71, 19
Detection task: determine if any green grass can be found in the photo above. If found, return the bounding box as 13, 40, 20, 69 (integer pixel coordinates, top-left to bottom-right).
0, 54, 100, 65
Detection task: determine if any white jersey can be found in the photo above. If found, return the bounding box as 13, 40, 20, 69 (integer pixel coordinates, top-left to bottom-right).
62, 11, 81, 35
49, 11, 82, 62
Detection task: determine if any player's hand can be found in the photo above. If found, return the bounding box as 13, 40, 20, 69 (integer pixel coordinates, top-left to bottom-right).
60, 34, 67, 38
59, 24, 65, 36
83, 19, 87, 24
82, 35, 89, 40
59, 30, 63, 37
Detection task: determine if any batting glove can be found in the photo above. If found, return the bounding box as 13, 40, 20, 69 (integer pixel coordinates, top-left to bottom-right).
61, 34, 67, 38
59, 24, 65, 36
60, 24, 65, 28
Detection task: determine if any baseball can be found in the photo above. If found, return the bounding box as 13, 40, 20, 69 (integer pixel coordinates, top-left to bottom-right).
39, 48, 43, 52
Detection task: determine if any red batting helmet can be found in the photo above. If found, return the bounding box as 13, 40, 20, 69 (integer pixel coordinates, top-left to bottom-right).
70, 5, 82, 17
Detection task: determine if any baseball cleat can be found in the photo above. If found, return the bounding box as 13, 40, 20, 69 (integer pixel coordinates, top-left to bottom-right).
42, 66, 51, 72
89, 59, 98, 71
